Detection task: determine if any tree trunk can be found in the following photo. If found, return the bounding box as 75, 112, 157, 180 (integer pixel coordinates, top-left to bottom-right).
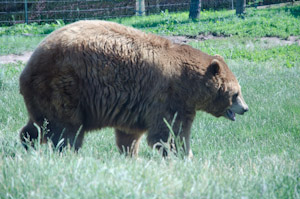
136, 0, 145, 16
189, 0, 201, 20
236, 0, 246, 15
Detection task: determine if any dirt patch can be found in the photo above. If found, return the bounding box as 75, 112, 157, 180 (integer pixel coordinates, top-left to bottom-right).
260, 36, 300, 46
165, 34, 300, 45
0, 52, 33, 65
164, 34, 229, 44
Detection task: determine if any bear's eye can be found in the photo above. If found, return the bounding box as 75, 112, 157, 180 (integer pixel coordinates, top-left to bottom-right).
232, 93, 238, 101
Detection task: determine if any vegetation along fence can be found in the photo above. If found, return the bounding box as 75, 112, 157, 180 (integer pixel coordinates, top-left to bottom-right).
0, 0, 296, 25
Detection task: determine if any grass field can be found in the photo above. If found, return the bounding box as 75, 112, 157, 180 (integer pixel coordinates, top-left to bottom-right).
0, 5, 300, 199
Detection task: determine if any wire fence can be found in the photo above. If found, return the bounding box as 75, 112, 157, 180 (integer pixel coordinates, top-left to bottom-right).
0, 0, 296, 25
0, 0, 189, 25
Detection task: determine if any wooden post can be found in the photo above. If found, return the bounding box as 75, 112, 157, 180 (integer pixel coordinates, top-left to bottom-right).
156, 0, 160, 13
24, 0, 28, 24
236, 0, 246, 16
189, 0, 201, 20
136, 0, 145, 16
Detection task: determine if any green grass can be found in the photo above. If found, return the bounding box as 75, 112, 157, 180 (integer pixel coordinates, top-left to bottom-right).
0, 5, 299, 55
0, 36, 44, 55
121, 6, 300, 38
190, 38, 300, 68
2, 5, 298, 38
0, 4, 300, 199
0, 20, 65, 36
0, 21, 64, 55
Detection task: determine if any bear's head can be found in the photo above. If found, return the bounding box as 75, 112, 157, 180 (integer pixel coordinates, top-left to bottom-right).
200, 55, 248, 121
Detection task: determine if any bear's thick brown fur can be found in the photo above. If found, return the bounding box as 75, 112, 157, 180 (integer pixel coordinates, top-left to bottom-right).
19, 20, 248, 156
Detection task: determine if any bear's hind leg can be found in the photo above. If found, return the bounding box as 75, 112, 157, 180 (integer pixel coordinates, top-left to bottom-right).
115, 129, 144, 157
147, 114, 194, 158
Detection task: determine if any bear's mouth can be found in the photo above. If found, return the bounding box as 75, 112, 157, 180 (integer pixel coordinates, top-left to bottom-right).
225, 109, 236, 121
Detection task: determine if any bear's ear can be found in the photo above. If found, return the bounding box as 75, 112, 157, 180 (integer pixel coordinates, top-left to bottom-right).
208, 59, 221, 76
215, 54, 225, 61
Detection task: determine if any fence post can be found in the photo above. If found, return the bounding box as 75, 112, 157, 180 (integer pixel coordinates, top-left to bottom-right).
236, 0, 246, 16
136, 0, 145, 16
24, 0, 28, 24
156, 0, 160, 13
189, 0, 201, 20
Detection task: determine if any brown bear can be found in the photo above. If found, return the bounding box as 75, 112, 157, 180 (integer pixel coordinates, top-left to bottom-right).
19, 20, 248, 157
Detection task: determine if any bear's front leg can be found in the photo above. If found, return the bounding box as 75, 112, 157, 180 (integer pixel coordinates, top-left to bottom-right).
147, 112, 195, 157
